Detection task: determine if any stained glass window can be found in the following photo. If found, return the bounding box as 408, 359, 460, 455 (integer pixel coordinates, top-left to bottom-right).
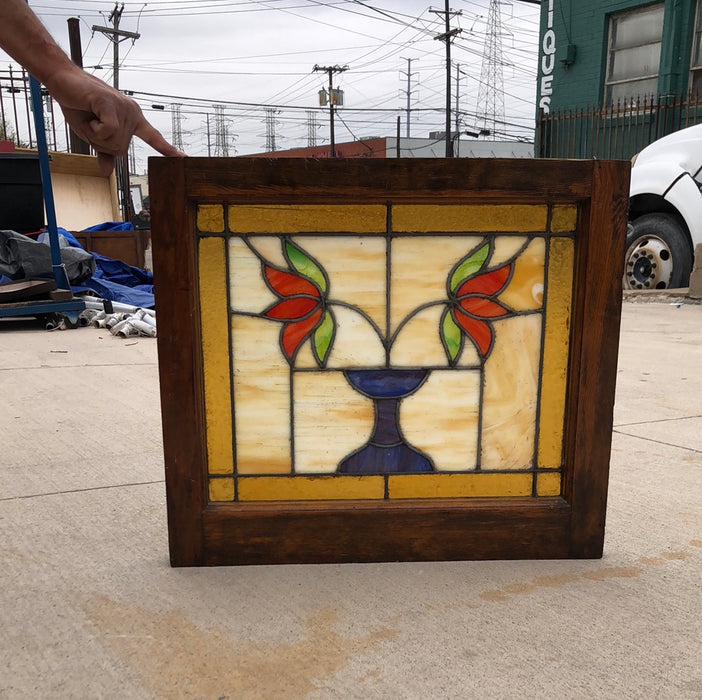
197, 203, 577, 503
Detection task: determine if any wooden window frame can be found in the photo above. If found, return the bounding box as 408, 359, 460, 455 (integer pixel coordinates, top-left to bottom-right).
149, 157, 630, 567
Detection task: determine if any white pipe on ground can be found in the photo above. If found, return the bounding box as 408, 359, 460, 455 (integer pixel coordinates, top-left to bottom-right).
81, 296, 155, 316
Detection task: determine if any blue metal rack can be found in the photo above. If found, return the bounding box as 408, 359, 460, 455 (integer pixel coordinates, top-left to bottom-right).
0, 74, 85, 327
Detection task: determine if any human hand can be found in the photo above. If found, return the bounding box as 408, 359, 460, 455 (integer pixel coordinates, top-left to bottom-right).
44, 65, 185, 176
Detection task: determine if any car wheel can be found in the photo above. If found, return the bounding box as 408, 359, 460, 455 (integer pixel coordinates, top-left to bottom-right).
624, 213, 693, 289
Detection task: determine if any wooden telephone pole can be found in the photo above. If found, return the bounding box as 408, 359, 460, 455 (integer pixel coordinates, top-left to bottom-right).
92, 3, 140, 221
313, 64, 348, 158
430, 2, 462, 157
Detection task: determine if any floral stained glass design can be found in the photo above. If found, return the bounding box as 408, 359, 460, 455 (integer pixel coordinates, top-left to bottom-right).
259, 239, 334, 366
197, 203, 577, 502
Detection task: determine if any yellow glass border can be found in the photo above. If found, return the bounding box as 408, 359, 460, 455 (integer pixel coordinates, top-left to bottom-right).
199, 237, 234, 476
537, 237, 575, 469
209, 472, 563, 502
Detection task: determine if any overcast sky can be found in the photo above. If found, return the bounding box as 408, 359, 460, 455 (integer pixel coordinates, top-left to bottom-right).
1, 1, 541, 170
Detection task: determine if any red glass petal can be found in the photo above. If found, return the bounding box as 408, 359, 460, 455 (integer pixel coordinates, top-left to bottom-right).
453, 309, 493, 357
456, 264, 511, 298
458, 296, 509, 318
265, 265, 320, 298
264, 296, 319, 321
281, 308, 323, 360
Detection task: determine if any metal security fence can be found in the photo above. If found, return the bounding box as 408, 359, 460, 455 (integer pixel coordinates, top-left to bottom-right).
536, 94, 702, 160
1, 68, 70, 153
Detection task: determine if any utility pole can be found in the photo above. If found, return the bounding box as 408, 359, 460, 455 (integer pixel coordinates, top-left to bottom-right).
455, 63, 461, 157
92, 4, 140, 91
399, 57, 418, 139
313, 64, 348, 157
92, 3, 140, 221
431, 2, 462, 157
66, 18, 90, 154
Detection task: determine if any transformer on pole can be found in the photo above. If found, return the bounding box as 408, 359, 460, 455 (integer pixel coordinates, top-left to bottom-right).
313, 64, 348, 157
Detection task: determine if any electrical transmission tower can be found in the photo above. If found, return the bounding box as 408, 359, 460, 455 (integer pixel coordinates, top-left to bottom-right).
41, 91, 55, 150
128, 140, 137, 173
476, 0, 505, 140
399, 57, 419, 138
170, 104, 186, 152
306, 111, 319, 148
264, 108, 280, 152
213, 105, 233, 156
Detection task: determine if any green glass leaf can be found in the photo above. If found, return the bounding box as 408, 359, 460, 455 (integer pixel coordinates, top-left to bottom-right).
440, 308, 463, 364
313, 310, 335, 367
285, 240, 327, 293
449, 241, 490, 292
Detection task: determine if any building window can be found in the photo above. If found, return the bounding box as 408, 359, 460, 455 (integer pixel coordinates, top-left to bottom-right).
605, 3, 665, 105
690, 2, 702, 96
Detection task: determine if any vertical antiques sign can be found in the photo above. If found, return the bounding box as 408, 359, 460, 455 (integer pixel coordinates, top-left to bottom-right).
150, 157, 629, 566
539, 0, 557, 113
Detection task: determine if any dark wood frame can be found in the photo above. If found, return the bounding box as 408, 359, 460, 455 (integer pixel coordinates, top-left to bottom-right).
149, 157, 630, 567
72, 228, 149, 269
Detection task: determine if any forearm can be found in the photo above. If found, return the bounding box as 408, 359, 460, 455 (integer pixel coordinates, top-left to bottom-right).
0, 0, 183, 171
0, 0, 76, 85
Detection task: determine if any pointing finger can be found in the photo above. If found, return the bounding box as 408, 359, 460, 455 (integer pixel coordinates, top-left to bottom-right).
135, 119, 186, 158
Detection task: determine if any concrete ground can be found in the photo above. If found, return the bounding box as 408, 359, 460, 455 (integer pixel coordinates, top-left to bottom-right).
1, 300, 700, 699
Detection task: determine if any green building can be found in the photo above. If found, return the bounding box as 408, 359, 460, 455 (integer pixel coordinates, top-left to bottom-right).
536, 0, 702, 158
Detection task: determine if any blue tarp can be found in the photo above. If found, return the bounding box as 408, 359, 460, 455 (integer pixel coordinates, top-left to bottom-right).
62, 223, 155, 308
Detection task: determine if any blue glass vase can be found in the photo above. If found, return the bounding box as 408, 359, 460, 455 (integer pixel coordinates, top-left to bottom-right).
337, 369, 434, 474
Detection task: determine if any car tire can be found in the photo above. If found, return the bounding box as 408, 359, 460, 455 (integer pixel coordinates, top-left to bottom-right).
624, 213, 693, 289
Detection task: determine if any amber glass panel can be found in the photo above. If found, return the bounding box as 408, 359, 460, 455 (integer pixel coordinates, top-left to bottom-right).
228, 204, 386, 233
198, 238, 233, 475
197, 205, 224, 233
538, 237, 575, 469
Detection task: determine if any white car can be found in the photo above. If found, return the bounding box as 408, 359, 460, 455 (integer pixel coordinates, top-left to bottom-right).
627, 123, 702, 289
